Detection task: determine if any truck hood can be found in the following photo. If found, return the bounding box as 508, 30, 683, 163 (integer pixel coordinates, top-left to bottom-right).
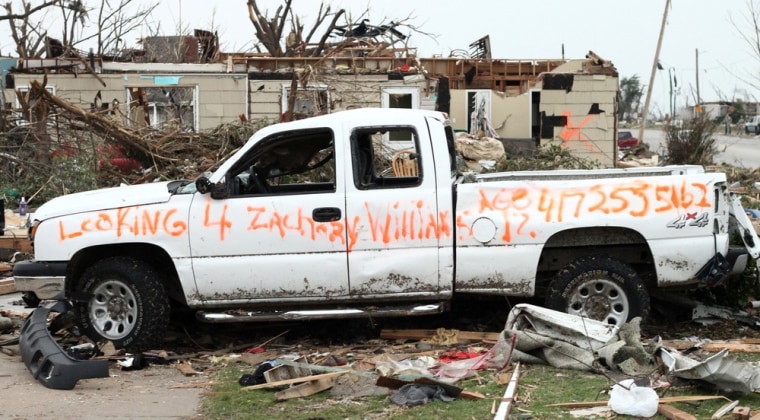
33, 182, 177, 221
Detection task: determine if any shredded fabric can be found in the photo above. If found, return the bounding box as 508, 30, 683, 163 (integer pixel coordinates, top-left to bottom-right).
389, 384, 455, 407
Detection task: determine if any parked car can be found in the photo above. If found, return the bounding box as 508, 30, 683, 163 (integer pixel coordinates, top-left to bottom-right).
745, 116, 760, 135
617, 130, 639, 148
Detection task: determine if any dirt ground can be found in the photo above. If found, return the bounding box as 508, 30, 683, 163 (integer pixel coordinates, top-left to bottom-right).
0, 293, 205, 420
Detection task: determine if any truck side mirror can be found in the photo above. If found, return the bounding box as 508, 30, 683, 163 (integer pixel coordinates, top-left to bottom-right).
195, 177, 229, 199
195, 177, 212, 194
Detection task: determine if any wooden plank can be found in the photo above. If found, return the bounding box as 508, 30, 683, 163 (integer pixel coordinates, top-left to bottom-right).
241, 370, 349, 391
0, 278, 16, 295
0, 263, 11, 273
379, 328, 500, 342
174, 361, 198, 376
0, 236, 32, 253
658, 404, 697, 420
274, 376, 336, 401
661, 339, 760, 353
168, 381, 217, 389
494, 362, 520, 420
548, 395, 728, 409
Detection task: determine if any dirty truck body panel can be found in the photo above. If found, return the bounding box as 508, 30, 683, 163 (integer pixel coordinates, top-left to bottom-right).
454, 166, 726, 292
13, 107, 758, 350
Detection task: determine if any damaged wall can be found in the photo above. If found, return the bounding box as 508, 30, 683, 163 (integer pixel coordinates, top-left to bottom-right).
6, 71, 433, 132
538, 73, 617, 167
442, 58, 618, 167
246, 74, 434, 122
8, 73, 248, 131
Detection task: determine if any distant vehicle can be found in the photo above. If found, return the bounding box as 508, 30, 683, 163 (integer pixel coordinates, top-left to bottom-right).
745, 116, 760, 135
618, 130, 639, 148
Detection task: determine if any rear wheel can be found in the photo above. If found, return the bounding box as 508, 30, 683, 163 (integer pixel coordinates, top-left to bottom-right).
546, 255, 649, 325
74, 257, 170, 351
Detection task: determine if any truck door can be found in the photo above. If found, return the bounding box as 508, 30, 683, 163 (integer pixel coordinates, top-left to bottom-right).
187, 127, 350, 302
344, 121, 445, 298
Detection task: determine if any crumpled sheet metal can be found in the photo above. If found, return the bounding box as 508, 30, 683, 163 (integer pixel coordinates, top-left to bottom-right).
502, 304, 654, 374
506, 303, 619, 352
659, 347, 760, 394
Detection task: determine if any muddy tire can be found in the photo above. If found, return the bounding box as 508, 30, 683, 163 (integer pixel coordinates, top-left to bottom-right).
546, 255, 649, 325
74, 257, 170, 351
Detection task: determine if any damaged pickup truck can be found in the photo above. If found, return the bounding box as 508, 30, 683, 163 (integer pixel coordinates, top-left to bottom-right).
13, 108, 760, 351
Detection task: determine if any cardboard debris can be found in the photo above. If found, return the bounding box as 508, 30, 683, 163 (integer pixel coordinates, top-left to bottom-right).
239, 350, 278, 366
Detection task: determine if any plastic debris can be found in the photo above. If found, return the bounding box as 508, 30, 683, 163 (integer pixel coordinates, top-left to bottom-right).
608, 378, 659, 417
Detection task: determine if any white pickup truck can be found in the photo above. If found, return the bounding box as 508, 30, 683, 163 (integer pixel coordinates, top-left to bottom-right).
13, 108, 760, 351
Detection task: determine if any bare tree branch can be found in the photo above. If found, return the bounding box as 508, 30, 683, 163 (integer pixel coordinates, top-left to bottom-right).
0, 0, 58, 21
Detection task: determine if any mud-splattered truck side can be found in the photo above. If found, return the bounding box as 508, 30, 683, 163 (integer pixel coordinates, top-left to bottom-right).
14, 108, 760, 351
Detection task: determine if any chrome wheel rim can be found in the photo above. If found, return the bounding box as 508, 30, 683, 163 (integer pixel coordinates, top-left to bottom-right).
89, 279, 137, 340
567, 278, 629, 325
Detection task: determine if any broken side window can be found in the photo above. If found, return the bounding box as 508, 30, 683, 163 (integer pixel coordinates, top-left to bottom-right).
350, 126, 421, 190
227, 128, 336, 197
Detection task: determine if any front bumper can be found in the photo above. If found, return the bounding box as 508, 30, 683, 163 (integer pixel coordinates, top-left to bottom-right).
19, 303, 109, 390
12, 260, 67, 300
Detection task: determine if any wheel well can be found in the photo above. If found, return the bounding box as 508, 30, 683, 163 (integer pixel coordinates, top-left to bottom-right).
536, 226, 657, 290
66, 243, 186, 305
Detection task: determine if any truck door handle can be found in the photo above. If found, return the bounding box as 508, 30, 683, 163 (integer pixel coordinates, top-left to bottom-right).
313, 207, 342, 222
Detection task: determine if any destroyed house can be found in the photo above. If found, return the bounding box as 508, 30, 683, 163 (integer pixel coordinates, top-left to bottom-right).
2, 35, 620, 167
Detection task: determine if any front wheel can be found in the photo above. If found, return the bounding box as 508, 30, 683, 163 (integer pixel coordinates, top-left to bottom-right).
74, 257, 170, 351
545, 255, 649, 325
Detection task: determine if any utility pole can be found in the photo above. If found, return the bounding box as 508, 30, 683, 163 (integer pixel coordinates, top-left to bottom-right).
639, 0, 670, 144
669, 68, 673, 119
695, 48, 701, 110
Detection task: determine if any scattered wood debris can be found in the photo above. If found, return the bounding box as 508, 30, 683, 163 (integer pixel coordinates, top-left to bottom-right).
658, 403, 697, 420
493, 362, 520, 420
0, 278, 15, 296
175, 361, 198, 376
547, 395, 730, 409
379, 328, 500, 343
660, 338, 760, 353
241, 370, 350, 391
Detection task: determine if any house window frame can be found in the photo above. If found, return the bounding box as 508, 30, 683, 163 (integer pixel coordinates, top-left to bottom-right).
381, 87, 419, 144
15, 85, 56, 121
125, 85, 199, 131
280, 84, 331, 119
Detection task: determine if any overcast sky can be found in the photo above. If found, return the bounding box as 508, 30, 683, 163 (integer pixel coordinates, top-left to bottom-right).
4, 1, 759, 117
